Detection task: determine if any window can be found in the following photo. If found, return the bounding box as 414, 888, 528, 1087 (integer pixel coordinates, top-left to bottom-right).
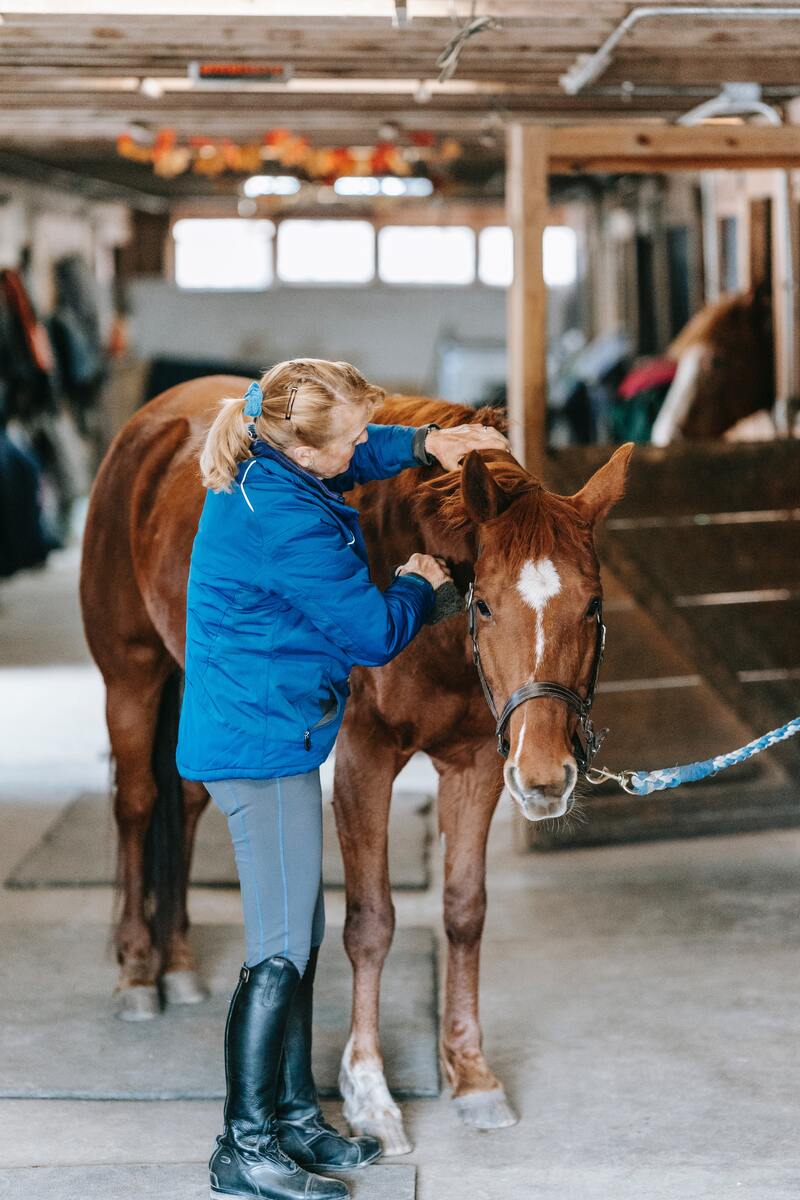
276, 220, 375, 284
477, 225, 578, 288
543, 226, 578, 288
378, 225, 475, 285
173, 219, 274, 290
478, 226, 513, 287
719, 216, 739, 293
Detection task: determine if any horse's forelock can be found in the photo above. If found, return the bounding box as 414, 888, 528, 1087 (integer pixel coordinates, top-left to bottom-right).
411, 454, 596, 578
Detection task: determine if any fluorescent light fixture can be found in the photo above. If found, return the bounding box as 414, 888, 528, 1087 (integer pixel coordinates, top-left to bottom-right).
243, 175, 301, 197
334, 177, 381, 197
333, 176, 433, 198
0, 2, 395, 14
72, 74, 511, 97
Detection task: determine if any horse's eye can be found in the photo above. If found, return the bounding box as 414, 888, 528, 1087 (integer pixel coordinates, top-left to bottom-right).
476, 599, 492, 618
586, 597, 601, 618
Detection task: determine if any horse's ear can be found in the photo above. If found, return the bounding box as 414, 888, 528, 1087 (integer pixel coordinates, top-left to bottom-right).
571, 443, 634, 525
461, 450, 514, 524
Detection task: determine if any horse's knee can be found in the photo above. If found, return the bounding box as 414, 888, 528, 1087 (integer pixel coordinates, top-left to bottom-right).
344, 897, 395, 966
444, 881, 486, 947
113, 782, 156, 834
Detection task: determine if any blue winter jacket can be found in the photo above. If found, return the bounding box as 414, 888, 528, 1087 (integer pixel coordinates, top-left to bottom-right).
176, 423, 435, 781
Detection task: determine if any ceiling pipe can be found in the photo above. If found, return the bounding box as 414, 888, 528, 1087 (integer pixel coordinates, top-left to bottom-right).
0, 149, 169, 213
560, 6, 800, 96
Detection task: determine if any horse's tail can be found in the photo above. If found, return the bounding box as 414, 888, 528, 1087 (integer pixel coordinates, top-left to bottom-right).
143, 667, 186, 966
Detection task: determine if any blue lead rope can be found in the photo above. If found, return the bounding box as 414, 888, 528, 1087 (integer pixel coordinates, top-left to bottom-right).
586, 716, 800, 796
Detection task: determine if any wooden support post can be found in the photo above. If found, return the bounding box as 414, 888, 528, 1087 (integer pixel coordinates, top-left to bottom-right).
506, 123, 549, 475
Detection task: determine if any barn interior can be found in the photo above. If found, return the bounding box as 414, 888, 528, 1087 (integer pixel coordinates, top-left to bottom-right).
1, 4, 799, 1199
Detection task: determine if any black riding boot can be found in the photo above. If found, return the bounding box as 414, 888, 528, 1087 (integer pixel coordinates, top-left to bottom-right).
210, 955, 349, 1200
276, 948, 382, 1172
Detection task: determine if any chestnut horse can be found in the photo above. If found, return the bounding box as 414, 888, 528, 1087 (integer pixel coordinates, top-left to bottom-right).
650, 286, 774, 443
79, 376, 631, 1148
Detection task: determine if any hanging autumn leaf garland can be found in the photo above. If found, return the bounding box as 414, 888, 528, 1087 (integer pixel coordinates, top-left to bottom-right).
116, 127, 463, 182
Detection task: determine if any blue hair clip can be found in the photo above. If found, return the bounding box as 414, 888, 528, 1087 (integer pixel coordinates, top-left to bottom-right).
243, 381, 263, 418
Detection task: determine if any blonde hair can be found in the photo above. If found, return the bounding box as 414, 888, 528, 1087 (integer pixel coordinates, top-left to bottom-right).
199, 358, 384, 492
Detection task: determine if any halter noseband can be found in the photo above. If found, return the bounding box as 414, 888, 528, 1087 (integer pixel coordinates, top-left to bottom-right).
465, 581, 607, 774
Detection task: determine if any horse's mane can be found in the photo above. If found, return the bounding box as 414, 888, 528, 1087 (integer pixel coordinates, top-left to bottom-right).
373, 394, 596, 576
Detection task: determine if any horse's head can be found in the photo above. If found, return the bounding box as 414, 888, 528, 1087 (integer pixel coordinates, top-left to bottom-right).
652, 287, 774, 444
458, 444, 632, 821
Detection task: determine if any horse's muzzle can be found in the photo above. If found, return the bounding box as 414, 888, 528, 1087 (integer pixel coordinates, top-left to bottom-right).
504, 760, 578, 822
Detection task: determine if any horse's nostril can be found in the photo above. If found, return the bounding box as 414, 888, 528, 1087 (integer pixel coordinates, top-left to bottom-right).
563, 760, 578, 796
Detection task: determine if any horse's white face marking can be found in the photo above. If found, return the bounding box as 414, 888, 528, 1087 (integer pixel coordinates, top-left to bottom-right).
651, 342, 705, 446
514, 717, 527, 767
516, 557, 562, 669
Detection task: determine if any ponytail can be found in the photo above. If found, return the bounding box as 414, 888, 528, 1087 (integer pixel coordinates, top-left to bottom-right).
199, 396, 254, 492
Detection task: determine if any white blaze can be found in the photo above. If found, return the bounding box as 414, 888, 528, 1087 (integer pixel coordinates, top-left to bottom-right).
651, 342, 704, 446
514, 717, 527, 767
516, 557, 562, 669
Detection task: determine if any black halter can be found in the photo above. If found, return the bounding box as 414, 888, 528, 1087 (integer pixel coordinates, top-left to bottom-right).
465, 582, 607, 774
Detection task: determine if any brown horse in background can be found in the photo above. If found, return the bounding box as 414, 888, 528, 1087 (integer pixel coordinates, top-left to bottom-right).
650, 286, 775, 443
79, 376, 631, 1150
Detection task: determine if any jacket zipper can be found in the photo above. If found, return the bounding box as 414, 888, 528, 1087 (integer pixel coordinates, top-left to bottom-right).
304, 689, 341, 750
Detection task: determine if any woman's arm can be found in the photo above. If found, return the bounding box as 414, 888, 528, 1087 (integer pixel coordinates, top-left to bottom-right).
324, 421, 510, 490
323, 422, 438, 491
258, 511, 435, 667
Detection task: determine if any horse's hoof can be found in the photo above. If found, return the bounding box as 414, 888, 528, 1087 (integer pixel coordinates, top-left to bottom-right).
348, 1111, 412, 1157
338, 1036, 413, 1156
115, 985, 160, 1021
453, 1087, 518, 1130
161, 968, 208, 1006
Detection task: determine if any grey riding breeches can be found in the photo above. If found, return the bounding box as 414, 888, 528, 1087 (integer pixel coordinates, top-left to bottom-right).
204, 769, 325, 975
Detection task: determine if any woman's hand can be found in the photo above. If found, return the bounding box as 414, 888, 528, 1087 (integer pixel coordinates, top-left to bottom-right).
396, 553, 452, 590
425, 424, 509, 472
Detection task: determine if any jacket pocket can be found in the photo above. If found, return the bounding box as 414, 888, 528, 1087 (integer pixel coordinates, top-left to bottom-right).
300, 674, 350, 751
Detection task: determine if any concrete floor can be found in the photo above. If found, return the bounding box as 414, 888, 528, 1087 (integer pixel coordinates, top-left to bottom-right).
1, 546, 799, 1198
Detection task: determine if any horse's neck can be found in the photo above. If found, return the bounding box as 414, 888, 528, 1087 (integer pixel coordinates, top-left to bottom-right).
360, 479, 476, 591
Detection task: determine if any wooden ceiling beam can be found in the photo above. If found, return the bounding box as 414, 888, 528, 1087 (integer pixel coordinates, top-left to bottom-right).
605, 54, 800, 86
548, 122, 800, 172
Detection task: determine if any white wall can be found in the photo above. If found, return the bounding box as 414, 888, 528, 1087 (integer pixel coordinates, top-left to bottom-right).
127, 278, 507, 395
0, 176, 129, 330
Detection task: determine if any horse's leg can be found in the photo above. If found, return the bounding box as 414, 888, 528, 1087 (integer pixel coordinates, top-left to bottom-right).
161, 778, 210, 1006
333, 717, 412, 1156
106, 658, 172, 1021
434, 738, 518, 1130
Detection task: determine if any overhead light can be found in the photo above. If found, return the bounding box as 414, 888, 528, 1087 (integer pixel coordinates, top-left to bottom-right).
189, 61, 293, 86
139, 77, 164, 99
334, 176, 381, 196
243, 174, 301, 197
0, 3, 395, 14
333, 175, 433, 197
27, 73, 511, 98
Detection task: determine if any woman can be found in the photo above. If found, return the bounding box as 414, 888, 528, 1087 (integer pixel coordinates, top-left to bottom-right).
176, 358, 508, 1200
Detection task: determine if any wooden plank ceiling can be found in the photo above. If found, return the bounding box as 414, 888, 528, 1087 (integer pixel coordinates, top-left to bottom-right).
1, 1, 799, 196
